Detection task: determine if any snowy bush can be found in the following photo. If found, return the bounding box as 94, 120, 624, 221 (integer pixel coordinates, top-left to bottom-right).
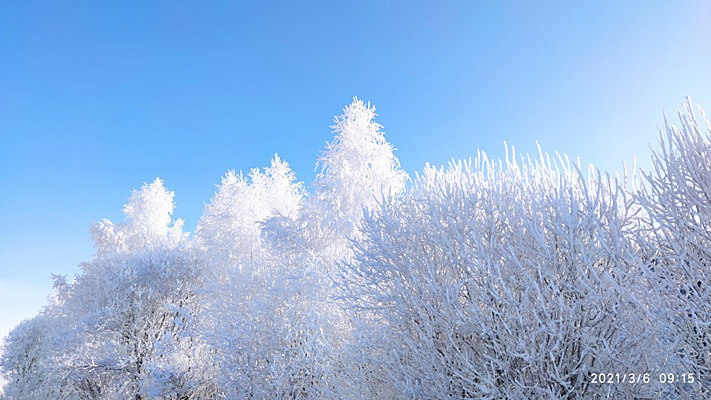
341, 150, 657, 399
635, 98, 711, 397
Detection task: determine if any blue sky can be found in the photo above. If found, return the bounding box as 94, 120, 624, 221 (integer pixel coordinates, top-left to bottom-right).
1, 1, 710, 339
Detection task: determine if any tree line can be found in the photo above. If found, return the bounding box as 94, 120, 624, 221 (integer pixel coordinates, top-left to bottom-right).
1, 98, 709, 399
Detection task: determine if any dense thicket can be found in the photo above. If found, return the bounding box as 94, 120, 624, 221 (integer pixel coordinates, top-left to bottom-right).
1, 98, 709, 399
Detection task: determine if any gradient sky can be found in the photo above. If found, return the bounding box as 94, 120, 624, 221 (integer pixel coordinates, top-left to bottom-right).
1, 1, 710, 340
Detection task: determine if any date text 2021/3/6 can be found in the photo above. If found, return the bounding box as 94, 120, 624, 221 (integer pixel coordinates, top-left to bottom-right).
589, 373, 696, 384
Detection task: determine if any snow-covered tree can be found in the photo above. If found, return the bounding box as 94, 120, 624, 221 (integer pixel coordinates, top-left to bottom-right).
280, 98, 408, 397
304, 97, 408, 262
342, 149, 656, 399
635, 99, 711, 397
16, 178, 218, 399
196, 154, 303, 268
91, 178, 186, 258
56, 248, 214, 399
0, 315, 66, 399
195, 155, 318, 398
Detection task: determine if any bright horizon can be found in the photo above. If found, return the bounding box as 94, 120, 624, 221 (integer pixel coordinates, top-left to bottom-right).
1, 1, 710, 342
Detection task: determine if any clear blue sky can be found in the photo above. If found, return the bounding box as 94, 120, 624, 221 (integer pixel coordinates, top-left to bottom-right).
1, 1, 710, 339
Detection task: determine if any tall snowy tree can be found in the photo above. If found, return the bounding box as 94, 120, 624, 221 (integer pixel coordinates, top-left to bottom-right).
304, 97, 408, 262
274, 98, 409, 398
